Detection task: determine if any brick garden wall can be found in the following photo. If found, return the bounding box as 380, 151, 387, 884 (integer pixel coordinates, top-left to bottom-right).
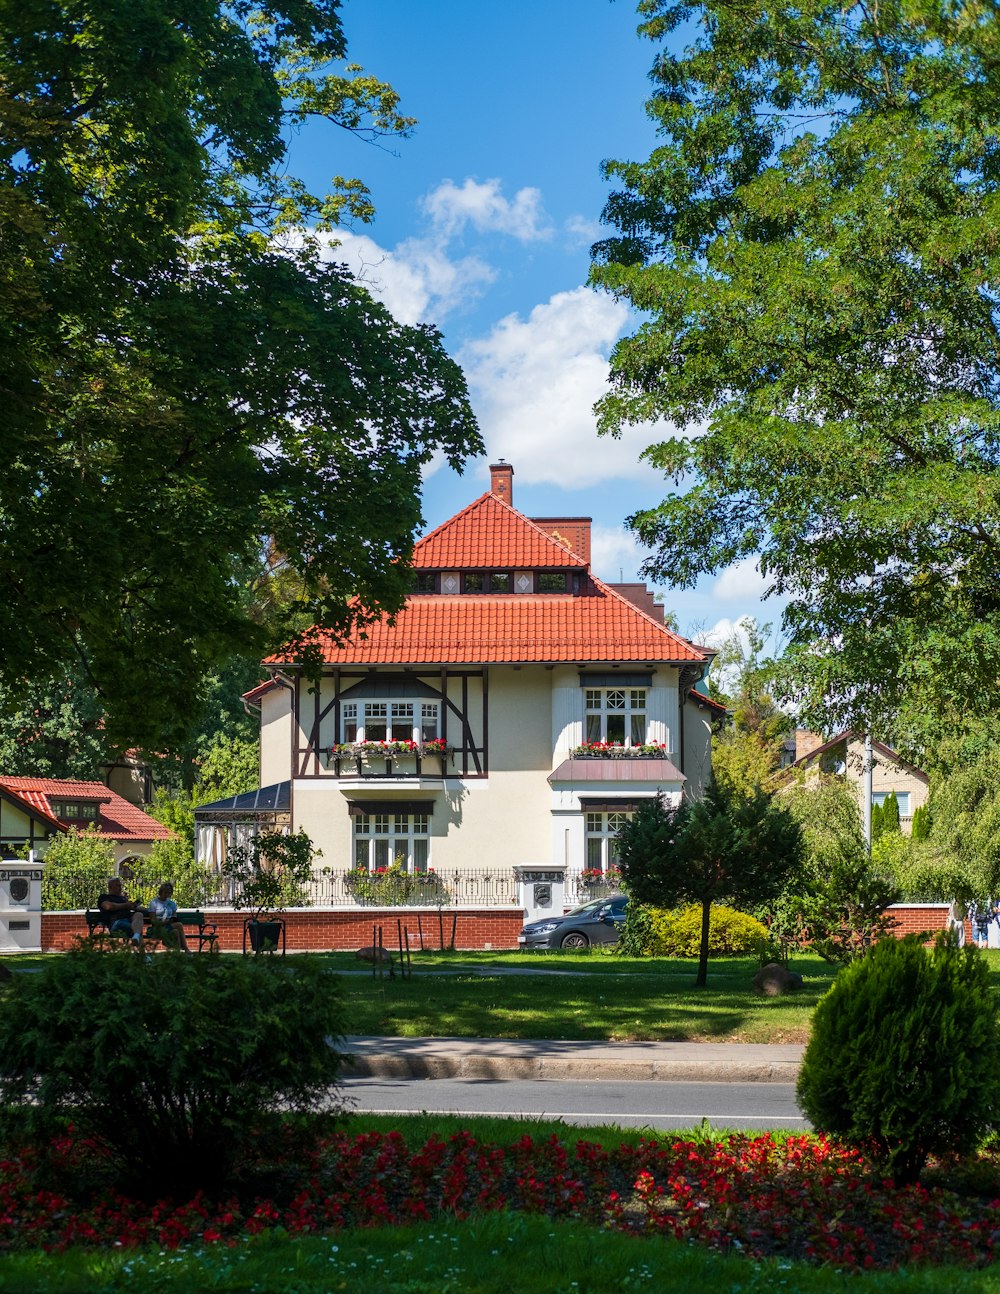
41, 907, 525, 953
39, 902, 970, 954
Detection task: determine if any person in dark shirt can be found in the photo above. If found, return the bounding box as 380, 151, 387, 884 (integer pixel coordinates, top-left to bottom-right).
96, 876, 147, 950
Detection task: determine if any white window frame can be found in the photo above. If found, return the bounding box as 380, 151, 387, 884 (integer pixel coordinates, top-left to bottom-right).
584, 688, 647, 747
341, 700, 440, 745
353, 813, 430, 872
585, 811, 633, 872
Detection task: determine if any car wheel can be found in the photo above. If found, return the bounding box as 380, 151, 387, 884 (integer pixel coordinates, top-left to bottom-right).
560, 931, 589, 950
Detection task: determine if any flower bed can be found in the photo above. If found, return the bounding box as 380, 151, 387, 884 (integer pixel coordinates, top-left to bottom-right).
343, 866, 450, 906
3, 1129, 1000, 1269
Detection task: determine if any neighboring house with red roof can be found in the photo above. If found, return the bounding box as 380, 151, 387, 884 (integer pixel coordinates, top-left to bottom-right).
0, 777, 173, 864
790, 730, 929, 834
197, 462, 714, 884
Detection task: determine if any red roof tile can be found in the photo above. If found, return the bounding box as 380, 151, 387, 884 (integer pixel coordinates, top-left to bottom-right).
414, 493, 588, 569
268, 489, 707, 667
278, 574, 705, 666
0, 778, 173, 842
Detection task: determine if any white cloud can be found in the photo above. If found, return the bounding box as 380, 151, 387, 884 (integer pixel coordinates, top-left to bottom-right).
564, 214, 603, 247
589, 524, 651, 584
457, 287, 666, 488
422, 178, 553, 242
712, 556, 772, 603
318, 230, 495, 326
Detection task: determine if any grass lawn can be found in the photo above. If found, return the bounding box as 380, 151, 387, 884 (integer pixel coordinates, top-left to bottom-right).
337, 949, 838, 1043
3, 1215, 998, 1294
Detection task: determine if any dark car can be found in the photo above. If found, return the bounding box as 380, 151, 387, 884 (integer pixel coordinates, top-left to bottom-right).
518, 894, 628, 950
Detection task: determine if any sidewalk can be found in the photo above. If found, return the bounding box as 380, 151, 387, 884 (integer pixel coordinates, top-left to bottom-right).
343, 1035, 804, 1084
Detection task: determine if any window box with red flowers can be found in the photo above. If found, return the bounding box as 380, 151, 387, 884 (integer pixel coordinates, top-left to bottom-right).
570, 741, 669, 758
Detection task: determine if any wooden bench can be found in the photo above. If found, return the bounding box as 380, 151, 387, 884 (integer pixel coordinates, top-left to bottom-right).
85, 909, 219, 953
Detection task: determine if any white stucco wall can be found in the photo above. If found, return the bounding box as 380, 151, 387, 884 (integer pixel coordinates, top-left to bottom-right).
259, 685, 293, 786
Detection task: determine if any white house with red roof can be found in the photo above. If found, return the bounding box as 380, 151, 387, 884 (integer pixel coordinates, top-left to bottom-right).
198, 463, 716, 889
0, 777, 173, 864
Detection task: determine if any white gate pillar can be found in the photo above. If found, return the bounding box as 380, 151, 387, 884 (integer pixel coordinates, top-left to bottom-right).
513, 865, 566, 924
0, 851, 44, 953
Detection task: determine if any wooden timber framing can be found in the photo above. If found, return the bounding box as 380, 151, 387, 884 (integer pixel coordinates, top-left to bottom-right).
291, 667, 489, 780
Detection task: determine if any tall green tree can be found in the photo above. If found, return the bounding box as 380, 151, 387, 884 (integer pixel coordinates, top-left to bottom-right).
591, 1, 1000, 735
707, 618, 791, 796
1, 0, 481, 755
616, 781, 802, 985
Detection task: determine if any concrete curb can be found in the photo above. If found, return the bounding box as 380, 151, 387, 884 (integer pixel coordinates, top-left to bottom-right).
343, 1036, 805, 1084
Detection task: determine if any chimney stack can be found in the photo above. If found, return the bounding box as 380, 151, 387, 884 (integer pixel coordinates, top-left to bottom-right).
490, 459, 513, 505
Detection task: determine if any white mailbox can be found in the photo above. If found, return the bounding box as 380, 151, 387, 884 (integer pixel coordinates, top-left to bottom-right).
513, 864, 566, 925
0, 852, 43, 953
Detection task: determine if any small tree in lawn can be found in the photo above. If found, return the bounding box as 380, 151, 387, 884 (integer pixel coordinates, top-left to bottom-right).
616, 781, 803, 987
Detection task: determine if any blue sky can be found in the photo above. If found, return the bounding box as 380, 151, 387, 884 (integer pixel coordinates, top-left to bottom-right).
290, 0, 780, 647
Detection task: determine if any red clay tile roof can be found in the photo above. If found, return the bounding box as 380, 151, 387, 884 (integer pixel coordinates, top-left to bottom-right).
414, 492, 588, 569
0, 778, 173, 842
269, 491, 706, 667
277, 575, 705, 666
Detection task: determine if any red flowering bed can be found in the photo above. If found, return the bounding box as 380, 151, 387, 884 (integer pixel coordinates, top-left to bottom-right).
2, 1130, 999, 1270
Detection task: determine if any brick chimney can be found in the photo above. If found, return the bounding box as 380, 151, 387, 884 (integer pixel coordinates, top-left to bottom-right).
490, 459, 513, 505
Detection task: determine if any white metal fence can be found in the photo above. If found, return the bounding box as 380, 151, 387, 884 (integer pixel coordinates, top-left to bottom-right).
45, 867, 623, 911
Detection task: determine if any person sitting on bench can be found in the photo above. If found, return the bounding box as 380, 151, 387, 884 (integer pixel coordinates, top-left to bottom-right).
96, 877, 147, 950
147, 882, 191, 952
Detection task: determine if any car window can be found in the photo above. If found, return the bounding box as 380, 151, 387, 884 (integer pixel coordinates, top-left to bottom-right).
563, 898, 608, 917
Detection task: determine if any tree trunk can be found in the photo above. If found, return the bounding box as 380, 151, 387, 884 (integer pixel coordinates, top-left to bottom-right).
696, 897, 711, 987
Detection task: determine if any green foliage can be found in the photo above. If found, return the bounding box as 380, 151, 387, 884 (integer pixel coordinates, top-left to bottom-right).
870, 799, 884, 842
591, 1, 1000, 737
646, 905, 769, 958
222, 829, 317, 923
150, 731, 261, 839
39, 829, 117, 911
343, 865, 449, 907
775, 779, 899, 964
874, 831, 981, 906
925, 738, 1000, 899
0, 666, 113, 780
1, 0, 481, 756
911, 803, 931, 841
131, 837, 215, 908
0, 947, 346, 1199
797, 934, 1000, 1185
616, 781, 802, 985
880, 792, 901, 836
614, 901, 656, 959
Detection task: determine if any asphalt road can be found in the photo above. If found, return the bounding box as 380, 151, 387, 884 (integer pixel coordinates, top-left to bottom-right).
342, 1075, 809, 1131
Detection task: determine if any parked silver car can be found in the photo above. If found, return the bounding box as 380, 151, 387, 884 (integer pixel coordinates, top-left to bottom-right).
518, 894, 628, 950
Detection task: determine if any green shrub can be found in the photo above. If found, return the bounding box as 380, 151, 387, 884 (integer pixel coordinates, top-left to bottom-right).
797, 934, 1000, 1185
40, 828, 117, 910
126, 836, 217, 907
0, 946, 346, 1200
911, 803, 931, 841
647, 904, 769, 957
615, 900, 655, 957
618, 903, 768, 958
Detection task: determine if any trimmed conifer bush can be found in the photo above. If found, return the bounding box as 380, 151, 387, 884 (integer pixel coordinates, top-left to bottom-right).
797, 934, 1000, 1185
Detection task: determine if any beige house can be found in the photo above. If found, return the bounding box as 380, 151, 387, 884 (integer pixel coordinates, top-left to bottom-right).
196, 463, 717, 890
791, 730, 929, 833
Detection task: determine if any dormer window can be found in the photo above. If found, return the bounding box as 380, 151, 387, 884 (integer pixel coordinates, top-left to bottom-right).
538, 572, 567, 592
463, 572, 511, 593
52, 799, 100, 823
412, 572, 437, 593
585, 688, 647, 746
